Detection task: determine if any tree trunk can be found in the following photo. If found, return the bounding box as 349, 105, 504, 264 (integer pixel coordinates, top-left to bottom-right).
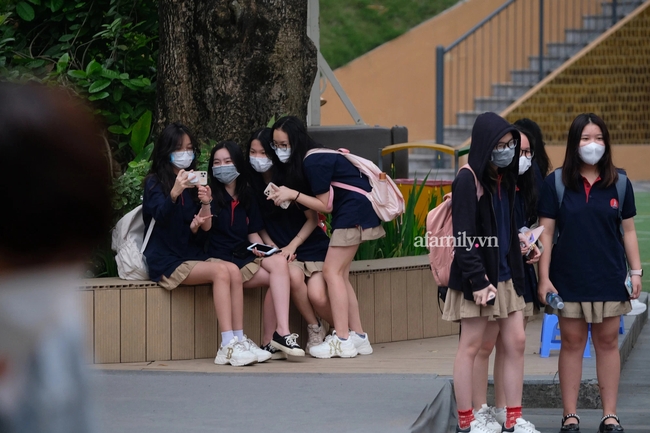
156, 0, 317, 145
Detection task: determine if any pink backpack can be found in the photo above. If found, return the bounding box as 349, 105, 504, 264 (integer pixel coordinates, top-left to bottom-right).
426, 164, 483, 289
305, 148, 405, 222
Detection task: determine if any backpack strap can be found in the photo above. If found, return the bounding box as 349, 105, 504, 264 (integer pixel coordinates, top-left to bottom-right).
331, 181, 367, 196
140, 218, 156, 254
458, 164, 484, 200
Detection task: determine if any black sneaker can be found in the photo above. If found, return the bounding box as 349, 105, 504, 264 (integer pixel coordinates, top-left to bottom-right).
270, 332, 305, 356
261, 342, 287, 360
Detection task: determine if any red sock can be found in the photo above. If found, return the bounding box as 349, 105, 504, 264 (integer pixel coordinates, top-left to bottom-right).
458, 408, 474, 429
506, 406, 522, 428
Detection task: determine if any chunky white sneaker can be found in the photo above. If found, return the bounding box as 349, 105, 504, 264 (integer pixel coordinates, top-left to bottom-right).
457, 419, 497, 433
473, 404, 501, 433
309, 333, 357, 358
349, 330, 373, 355
214, 338, 257, 366
305, 322, 326, 352
627, 299, 647, 316
238, 336, 272, 363
501, 418, 539, 433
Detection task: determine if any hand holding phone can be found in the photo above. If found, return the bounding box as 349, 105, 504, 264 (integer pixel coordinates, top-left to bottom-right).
189, 171, 208, 186
264, 182, 291, 209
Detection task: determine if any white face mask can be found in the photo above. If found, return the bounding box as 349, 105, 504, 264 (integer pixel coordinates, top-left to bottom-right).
250, 156, 273, 173
275, 148, 292, 163
170, 151, 194, 169
578, 142, 605, 166
518, 155, 532, 175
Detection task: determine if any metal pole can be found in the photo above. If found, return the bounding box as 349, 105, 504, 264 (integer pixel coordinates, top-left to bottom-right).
435, 45, 444, 145
612, 0, 618, 27
306, 0, 321, 126
538, 0, 544, 82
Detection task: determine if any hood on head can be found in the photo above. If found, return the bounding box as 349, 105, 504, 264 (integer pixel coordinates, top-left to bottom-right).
467, 112, 521, 183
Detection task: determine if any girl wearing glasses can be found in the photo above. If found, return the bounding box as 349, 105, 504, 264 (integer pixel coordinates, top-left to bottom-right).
266, 116, 380, 359
195, 140, 305, 358
245, 127, 331, 357
443, 112, 539, 433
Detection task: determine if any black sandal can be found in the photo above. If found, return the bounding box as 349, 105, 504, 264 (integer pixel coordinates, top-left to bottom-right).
560, 413, 580, 432
598, 414, 624, 432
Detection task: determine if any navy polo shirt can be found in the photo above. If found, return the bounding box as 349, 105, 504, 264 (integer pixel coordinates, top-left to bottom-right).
538, 171, 636, 302
254, 187, 329, 262
207, 193, 264, 268
303, 153, 381, 230
142, 177, 206, 281
493, 177, 512, 282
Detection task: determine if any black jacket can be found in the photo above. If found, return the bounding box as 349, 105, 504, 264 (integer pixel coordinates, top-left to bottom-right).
448, 112, 525, 302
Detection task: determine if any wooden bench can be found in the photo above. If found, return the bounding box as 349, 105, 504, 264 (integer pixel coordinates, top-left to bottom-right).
79, 256, 459, 363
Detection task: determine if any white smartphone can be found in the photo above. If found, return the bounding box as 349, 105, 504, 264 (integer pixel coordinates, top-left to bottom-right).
264, 182, 291, 209
247, 243, 280, 256
188, 171, 208, 186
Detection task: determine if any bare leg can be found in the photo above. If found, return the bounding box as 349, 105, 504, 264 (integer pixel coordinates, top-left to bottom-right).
496, 310, 526, 408
472, 320, 499, 409
493, 333, 506, 409
454, 316, 489, 410
322, 244, 359, 339
592, 316, 622, 426
307, 272, 333, 324
289, 265, 318, 324
244, 255, 291, 335
557, 316, 589, 425
182, 261, 234, 332
262, 289, 275, 345
226, 262, 244, 331
344, 266, 363, 333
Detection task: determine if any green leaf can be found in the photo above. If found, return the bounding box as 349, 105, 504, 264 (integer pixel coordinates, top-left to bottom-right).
130, 110, 152, 155
112, 86, 123, 102
141, 77, 151, 86
129, 78, 146, 87
16, 2, 35, 21
85, 59, 102, 76
108, 125, 127, 135
121, 79, 138, 91
88, 79, 110, 93
25, 59, 46, 68
56, 52, 69, 74
58, 34, 75, 42
88, 91, 109, 101
100, 68, 120, 80
119, 73, 129, 80
67, 69, 86, 79
50, 0, 63, 12
27, 0, 41, 4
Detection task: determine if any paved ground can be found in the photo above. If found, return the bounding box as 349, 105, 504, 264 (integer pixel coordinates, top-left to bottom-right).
91, 296, 649, 433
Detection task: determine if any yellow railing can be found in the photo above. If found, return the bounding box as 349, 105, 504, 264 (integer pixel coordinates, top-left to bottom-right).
381, 142, 470, 172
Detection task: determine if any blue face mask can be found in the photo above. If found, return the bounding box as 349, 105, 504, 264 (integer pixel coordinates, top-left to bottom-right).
491, 147, 515, 168
212, 164, 240, 184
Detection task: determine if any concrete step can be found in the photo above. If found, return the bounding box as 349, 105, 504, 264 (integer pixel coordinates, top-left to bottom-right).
601, 0, 644, 17
546, 41, 586, 58
510, 69, 544, 86
565, 28, 603, 44
456, 111, 482, 128
474, 96, 514, 113
528, 55, 568, 73
491, 82, 532, 98
443, 125, 472, 146
582, 14, 618, 31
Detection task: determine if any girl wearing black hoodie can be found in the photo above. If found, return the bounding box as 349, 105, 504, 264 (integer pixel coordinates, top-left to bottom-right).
443, 113, 539, 433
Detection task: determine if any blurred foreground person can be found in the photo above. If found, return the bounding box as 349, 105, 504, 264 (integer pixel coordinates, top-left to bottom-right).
0, 82, 112, 433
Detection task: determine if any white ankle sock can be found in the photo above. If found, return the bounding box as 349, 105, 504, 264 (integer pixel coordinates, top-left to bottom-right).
221, 330, 234, 346
234, 329, 244, 340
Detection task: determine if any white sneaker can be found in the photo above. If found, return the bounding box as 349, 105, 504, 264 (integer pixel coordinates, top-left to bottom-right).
309, 333, 358, 358
238, 336, 272, 363
472, 404, 501, 432
457, 419, 496, 433
349, 330, 373, 355
627, 299, 647, 316
501, 418, 539, 433
214, 338, 257, 366
305, 322, 326, 352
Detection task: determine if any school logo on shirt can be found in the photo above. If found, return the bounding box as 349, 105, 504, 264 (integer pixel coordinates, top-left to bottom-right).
610, 198, 619, 209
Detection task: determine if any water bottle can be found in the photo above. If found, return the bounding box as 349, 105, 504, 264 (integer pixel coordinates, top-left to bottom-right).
546, 293, 565, 310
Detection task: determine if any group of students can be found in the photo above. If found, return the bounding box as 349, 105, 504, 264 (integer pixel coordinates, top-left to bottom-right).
446, 112, 642, 433
142, 116, 380, 366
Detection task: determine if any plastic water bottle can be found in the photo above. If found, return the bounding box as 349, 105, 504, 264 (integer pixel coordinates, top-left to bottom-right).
546, 293, 565, 309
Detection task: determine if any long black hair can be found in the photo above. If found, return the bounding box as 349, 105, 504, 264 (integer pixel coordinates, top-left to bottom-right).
514, 118, 551, 177
270, 116, 323, 191
516, 126, 539, 225
208, 140, 253, 210
562, 113, 618, 191
147, 122, 200, 198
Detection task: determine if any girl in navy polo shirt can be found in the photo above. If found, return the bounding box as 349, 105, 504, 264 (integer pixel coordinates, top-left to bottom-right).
538, 113, 642, 433
245, 128, 332, 355
142, 123, 256, 367
198, 140, 305, 357
266, 116, 380, 359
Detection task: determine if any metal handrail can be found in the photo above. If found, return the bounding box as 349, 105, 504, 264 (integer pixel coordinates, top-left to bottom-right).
382, 143, 470, 173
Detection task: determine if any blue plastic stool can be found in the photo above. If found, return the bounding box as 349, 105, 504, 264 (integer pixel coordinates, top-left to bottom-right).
539, 313, 591, 358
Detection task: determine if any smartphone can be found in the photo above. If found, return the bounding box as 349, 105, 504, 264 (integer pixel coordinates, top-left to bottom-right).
247, 243, 280, 256
263, 182, 291, 209
189, 171, 208, 186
